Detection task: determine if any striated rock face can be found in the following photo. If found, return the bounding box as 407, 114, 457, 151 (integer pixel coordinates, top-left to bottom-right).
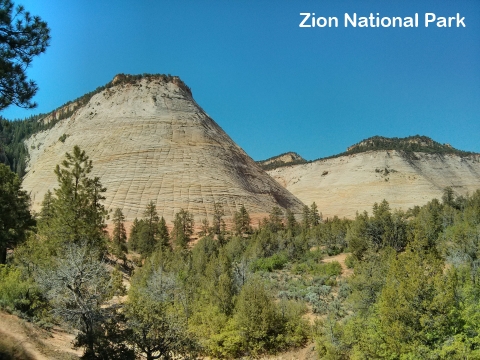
267, 150, 480, 219
22, 75, 304, 223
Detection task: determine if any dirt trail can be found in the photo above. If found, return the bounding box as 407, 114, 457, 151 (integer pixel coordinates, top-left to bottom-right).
0, 311, 80, 359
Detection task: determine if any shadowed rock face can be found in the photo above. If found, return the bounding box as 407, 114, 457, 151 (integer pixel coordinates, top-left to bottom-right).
22, 75, 304, 223
267, 150, 480, 219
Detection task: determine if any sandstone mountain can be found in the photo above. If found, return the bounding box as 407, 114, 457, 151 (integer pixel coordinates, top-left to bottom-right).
267, 136, 480, 219
22, 74, 304, 224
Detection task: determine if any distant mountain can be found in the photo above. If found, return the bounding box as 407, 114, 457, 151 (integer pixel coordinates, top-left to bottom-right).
257, 152, 307, 170
341, 135, 475, 158
261, 135, 476, 172
266, 136, 480, 219
21, 74, 304, 224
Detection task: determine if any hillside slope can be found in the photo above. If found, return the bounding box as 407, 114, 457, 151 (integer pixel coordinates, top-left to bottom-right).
267, 149, 480, 218
22, 74, 304, 223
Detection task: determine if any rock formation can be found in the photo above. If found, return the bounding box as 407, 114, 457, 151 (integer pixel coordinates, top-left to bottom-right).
22, 74, 304, 224
267, 149, 480, 219
257, 152, 306, 170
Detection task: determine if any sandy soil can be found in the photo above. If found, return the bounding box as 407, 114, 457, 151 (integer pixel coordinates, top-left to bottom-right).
0, 311, 81, 359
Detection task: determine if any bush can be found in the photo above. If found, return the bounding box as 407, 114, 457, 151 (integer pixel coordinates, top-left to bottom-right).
251, 253, 288, 272
345, 254, 355, 269
291, 260, 342, 277
0, 265, 32, 313
0, 265, 49, 321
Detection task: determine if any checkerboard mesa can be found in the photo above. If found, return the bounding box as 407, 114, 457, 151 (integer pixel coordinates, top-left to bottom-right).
21, 74, 304, 225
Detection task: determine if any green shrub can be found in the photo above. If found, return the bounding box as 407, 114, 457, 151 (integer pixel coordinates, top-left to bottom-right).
291, 260, 342, 277
345, 254, 355, 269
251, 252, 288, 272
0, 265, 45, 318
58, 133, 69, 143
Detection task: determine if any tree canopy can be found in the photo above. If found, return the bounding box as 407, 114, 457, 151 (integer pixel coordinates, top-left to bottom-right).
0, 162, 33, 263
0, 0, 50, 110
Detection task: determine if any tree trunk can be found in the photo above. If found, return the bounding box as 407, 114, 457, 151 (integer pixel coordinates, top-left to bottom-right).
0, 244, 7, 264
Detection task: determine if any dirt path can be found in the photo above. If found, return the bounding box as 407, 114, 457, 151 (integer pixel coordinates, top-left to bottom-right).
0, 311, 80, 359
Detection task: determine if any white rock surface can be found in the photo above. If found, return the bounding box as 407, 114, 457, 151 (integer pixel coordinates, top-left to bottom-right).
22, 76, 304, 223
267, 150, 480, 219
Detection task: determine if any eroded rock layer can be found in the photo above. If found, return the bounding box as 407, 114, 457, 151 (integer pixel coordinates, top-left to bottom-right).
267, 150, 480, 219
23, 76, 304, 223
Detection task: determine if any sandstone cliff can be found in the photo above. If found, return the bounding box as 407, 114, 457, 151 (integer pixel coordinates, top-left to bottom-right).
22, 75, 304, 223
267, 150, 480, 219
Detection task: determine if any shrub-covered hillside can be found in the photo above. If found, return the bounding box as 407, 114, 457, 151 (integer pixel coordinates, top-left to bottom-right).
2, 145, 480, 358
324, 134, 476, 160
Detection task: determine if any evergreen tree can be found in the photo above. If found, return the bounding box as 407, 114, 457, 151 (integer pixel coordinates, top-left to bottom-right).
0, 163, 34, 263
286, 209, 298, 235
171, 209, 194, 249
128, 218, 143, 252
157, 216, 170, 251
301, 205, 311, 230
0, 0, 50, 110
37, 189, 54, 226
268, 206, 284, 233
85, 176, 108, 239
199, 218, 210, 238
212, 202, 225, 236
234, 204, 251, 236
141, 201, 159, 256
46, 146, 107, 250
111, 208, 128, 265
310, 202, 321, 226
233, 276, 280, 354
205, 250, 235, 315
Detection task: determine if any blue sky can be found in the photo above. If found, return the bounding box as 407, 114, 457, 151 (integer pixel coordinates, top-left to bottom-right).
2, 0, 479, 160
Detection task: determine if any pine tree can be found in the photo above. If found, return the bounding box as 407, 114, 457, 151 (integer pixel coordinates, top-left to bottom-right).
268, 206, 284, 233
111, 208, 128, 265
199, 218, 210, 238
0, 163, 34, 263
310, 202, 321, 226
130, 202, 160, 257
301, 205, 311, 230
39, 146, 107, 253
286, 209, 298, 235
128, 218, 142, 252
142, 201, 159, 255
157, 216, 170, 251
212, 202, 225, 236
171, 209, 194, 249
0, 0, 50, 110
37, 189, 54, 228
234, 204, 251, 236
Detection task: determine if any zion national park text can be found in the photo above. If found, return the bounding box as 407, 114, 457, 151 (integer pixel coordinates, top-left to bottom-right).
299, 13, 466, 28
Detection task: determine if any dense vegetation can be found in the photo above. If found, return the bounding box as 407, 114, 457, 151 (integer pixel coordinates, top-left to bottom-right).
321, 135, 477, 161
1, 145, 480, 359
0, 73, 191, 177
